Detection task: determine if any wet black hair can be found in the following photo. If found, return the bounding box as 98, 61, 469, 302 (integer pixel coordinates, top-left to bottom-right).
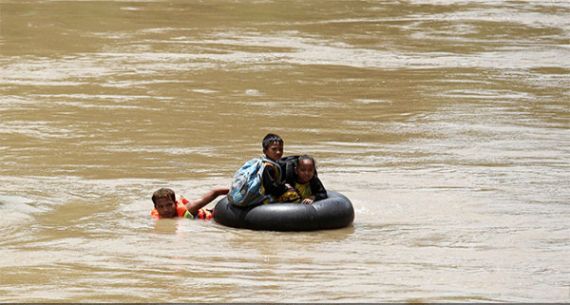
262, 133, 284, 150
151, 188, 176, 206
297, 155, 316, 170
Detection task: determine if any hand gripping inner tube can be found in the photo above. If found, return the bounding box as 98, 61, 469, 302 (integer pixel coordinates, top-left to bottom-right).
213, 191, 354, 231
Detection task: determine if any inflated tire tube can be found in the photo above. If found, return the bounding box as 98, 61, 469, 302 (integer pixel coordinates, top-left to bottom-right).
213, 191, 354, 231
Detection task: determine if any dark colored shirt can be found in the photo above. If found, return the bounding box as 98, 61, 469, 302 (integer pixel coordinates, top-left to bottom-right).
261, 160, 289, 197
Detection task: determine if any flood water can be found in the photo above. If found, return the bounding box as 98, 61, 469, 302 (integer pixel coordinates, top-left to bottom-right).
1, 0, 569, 302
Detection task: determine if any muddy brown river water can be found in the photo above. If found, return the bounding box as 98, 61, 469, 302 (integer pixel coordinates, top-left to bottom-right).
0, 0, 569, 302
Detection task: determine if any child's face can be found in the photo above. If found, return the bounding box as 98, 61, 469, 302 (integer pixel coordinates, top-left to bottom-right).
154, 197, 177, 218
264, 142, 283, 161
295, 159, 315, 184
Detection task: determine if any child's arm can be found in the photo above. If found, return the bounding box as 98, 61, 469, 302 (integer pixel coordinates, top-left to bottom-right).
310, 176, 328, 201
186, 187, 229, 216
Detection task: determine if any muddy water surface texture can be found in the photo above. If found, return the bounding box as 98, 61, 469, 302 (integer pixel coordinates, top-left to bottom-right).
1, 0, 569, 302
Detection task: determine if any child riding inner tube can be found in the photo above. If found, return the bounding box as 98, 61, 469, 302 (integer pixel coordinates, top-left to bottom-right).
213, 191, 354, 231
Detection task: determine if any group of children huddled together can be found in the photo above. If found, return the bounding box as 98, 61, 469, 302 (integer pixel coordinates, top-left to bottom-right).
151, 133, 327, 220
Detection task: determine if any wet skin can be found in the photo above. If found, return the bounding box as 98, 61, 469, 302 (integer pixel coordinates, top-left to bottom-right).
264, 142, 283, 161
295, 158, 315, 184
154, 197, 177, 218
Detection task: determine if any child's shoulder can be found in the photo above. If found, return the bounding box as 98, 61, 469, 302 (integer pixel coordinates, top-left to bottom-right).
279, 155, 300, 181
177, 196, 190, 205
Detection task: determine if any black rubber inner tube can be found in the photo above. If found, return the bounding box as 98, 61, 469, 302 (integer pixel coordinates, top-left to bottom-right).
213, 191, 354, 231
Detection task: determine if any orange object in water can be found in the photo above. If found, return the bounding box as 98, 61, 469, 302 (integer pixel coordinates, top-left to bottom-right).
151, 196, 213, 220
150, 199, 190, 219
196, 208, 214, 220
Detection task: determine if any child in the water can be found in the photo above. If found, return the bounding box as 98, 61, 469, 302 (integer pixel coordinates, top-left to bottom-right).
151, 187, 228, 219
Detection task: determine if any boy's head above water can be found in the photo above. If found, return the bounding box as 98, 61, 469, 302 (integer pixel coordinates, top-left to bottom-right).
152, 188, 178, 218
262, 133, 284, 161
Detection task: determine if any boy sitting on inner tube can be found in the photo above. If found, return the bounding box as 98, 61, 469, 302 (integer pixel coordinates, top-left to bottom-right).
151, 187, 228, 219
261, 133, 296, 202
279, 155, 327, 204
